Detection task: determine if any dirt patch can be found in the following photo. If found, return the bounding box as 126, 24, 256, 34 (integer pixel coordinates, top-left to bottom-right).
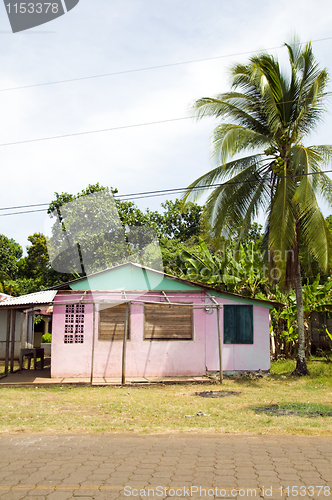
195, 390, 240, 398
253, 403, 332, 417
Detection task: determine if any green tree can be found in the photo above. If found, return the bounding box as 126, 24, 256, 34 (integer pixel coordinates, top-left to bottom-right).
184, 40, 332, 375
19, 233, 50, 281
48, 185, 205, 275
147, 199, 203, 241
0, 234, 22, 278
17, 233, 71, 291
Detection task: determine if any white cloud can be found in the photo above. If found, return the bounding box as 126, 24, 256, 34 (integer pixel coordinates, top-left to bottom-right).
0, 0, 332, 251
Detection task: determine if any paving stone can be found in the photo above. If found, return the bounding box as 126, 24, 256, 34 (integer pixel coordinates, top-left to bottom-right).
0, 435, 332, 500
46, 492, 74, 500
27, 490, 52, 496
0, 492, 29, 500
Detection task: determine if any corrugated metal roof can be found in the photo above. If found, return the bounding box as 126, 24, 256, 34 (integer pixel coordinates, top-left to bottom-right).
0, 290, 57, 307
0, 292, 11, 303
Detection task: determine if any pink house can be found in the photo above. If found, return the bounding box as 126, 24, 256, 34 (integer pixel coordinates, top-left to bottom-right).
50, 263, 277, 379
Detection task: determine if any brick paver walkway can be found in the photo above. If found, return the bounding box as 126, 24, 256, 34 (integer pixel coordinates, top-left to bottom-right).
0, 434, 331, 500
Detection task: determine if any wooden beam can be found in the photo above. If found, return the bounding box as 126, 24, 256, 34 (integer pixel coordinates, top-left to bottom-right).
121, 303, 129, 385
217, 305, 223, 383
90, 303, 96, 385
4, 310, 11, 376
10, 310, 16, 373
208, 294, 223, 383
161, 291, 171, 307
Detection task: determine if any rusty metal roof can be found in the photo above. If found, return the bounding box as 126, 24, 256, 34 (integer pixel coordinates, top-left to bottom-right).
0, 290, 57, 308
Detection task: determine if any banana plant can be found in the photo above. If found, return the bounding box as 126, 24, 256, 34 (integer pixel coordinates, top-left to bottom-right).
180, 237, 268, 296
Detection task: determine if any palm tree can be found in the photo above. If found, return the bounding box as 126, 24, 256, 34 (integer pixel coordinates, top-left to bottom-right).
184, 40, 332, 375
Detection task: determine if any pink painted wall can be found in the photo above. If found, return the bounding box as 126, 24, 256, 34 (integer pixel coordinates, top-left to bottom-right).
51, 292, 270, 378
204, 298, 270, 372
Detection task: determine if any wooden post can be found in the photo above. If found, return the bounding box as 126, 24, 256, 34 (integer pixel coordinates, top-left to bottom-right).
5, 310, 11, 376
10, 310, 16, 373
121, 303, 129, 385
217, 305, 223, 383
90, 303, 96, 385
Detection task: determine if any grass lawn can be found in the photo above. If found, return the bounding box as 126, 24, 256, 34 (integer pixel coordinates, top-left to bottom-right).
0, 358, 331, 435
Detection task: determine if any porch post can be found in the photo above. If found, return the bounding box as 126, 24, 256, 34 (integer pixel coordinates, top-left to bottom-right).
90, 303, 96, 385
121, 303, 129, 385
217, 305, 223, 383
10, 310, 16, 373
5, 310, 12, 376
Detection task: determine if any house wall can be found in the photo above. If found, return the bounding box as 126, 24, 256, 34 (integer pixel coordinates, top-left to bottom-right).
205, 298, 270, 372
51, 291, 271, 378
51, 302, 94, 378
0, 310, 24, 360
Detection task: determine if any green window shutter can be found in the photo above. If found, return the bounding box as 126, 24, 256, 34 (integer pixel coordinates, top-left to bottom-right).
224, 305, 253, 344
224, 305, 237, 343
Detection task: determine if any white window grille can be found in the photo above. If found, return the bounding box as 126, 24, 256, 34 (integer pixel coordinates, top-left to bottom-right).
64, 305, 85, 344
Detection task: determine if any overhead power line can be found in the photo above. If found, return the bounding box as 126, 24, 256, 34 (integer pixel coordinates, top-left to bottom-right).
0, 202, 49, 211
0, 116, 191, 147
0, 36, 331, 93
1, 169, 332, 217
0, 96, 320, 148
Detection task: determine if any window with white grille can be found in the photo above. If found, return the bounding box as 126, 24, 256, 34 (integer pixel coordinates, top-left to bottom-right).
65, 324, 74, 334
64, 304, 85, 343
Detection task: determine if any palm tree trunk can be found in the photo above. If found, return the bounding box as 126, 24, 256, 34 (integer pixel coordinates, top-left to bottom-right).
293, 255, 309, 375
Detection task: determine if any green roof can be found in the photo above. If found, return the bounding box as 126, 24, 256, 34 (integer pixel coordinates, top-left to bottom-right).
52, 262, 277, 309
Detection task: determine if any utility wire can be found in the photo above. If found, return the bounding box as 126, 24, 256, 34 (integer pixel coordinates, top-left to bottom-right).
0, 116, 191, 147
1, 36, 331, 93
1, 169, 332, 216
0, 202, 49, 211
0, 208, 47, 217
0, 95, 322, 148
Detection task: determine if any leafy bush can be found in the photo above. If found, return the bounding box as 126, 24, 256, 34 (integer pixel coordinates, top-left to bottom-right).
41, 333, 52, 343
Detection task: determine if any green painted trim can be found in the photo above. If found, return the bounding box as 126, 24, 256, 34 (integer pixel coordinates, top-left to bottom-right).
209, 290, 274, 309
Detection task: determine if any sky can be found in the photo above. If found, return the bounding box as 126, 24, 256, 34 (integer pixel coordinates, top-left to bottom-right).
1, 0, 332, 253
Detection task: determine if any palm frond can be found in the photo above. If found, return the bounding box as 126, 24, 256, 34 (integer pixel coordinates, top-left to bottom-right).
293, 177, 332, 271
182, 154, 263, 203
212, 124, 270, 164
203, 162, 270, 239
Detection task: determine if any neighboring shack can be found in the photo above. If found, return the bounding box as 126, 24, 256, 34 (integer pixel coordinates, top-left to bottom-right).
0, 293, 24, 361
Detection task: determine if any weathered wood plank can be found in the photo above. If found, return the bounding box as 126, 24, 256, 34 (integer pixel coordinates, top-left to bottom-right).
144, 303, 193, 340
98, 304, 130, 341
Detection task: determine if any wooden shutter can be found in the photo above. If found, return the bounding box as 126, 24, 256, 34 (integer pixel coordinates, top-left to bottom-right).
144, 303, 193, 340
98, 304, 130, 341
224, 305, 253, 344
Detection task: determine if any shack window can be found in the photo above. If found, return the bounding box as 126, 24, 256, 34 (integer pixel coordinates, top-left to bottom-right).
144, 303, 193, 341
64, 304, 85, 344
98, 304, 130, 341
224, 305, 253, 344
